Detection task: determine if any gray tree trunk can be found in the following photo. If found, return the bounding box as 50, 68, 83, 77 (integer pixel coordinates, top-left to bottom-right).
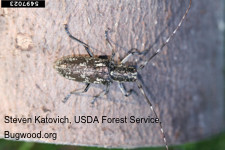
0, 0, 224, 148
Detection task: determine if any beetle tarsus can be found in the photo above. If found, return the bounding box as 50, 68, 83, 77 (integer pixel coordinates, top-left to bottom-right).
63, 83, 91, 103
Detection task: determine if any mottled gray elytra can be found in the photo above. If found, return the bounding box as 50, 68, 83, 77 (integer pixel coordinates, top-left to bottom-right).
54, 1, 192, 149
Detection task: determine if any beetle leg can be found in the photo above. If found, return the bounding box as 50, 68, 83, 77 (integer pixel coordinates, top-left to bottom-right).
104, 29, 146, 64
105, 28, 115, 61
91, 84, 109, 104
63, 83, 90, 103
64, 24, 93, 57
118, 83, 136, 97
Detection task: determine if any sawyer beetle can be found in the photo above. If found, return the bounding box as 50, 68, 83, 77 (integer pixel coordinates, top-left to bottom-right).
54, 1, 192, 149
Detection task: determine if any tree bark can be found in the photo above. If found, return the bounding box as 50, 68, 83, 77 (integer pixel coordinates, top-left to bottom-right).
0, 0, 224, 148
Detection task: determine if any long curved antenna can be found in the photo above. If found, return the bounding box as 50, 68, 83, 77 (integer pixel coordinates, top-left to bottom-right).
136, 79, 168, 150
139, 0, 192, 70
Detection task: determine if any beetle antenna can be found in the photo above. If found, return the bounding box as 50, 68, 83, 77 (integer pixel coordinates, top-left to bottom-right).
139, 0, 192, 70
136, 79, 168, 150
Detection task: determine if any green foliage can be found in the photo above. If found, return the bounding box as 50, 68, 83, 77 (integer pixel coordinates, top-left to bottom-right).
0, 132, 224, 150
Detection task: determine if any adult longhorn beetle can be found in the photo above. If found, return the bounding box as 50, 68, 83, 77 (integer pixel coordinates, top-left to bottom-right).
54, 0, 192, 149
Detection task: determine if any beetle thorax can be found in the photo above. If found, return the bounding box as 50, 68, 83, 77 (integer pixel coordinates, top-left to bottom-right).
109, 64, 137, 82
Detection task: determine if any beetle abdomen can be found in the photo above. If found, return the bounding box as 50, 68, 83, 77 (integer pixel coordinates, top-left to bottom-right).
54, 56, 110, 84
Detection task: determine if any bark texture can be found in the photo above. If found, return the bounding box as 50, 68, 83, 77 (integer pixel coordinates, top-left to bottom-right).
0, 0, 224, 148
